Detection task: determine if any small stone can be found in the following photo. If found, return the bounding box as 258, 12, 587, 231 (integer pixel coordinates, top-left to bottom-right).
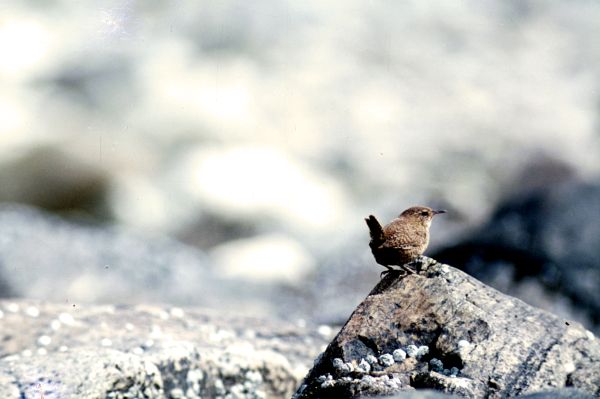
416, 345, 429, 359
405, 345, 419, 357
450, 367, 460, 376
392, 349, 406, 362
385, 376, 402, 388
332, 358, 353, 374
361, 375, 375, 384
214, 378, 225, 395
37, 335, 52, 346
316, 375, 327, 383
365, 355, 378, 365
245, 370, 263, 383
320, 374, 335, 388
379, 354, 394, 367
321, 379, 335, 388
356, 359, 371, 373
429, 358, 444, 372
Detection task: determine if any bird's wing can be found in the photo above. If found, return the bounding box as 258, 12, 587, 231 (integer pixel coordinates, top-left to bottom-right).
379, 222, 427, 249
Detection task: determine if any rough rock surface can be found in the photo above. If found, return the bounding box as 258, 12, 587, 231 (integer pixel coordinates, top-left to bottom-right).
294, 258, 600, 398
0, 300, 331, 398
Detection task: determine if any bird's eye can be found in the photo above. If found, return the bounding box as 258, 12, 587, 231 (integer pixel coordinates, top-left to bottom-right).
420, 211, 429, 216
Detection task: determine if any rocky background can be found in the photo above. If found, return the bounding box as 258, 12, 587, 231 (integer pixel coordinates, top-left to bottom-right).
2, 1, 600, 398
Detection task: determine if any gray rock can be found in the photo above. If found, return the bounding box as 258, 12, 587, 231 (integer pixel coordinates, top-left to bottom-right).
294, 260, 600, 398
0, 300, 329, 398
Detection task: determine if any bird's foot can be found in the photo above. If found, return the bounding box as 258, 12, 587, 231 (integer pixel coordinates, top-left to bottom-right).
405, 256, 437, 273
380, 269, 399, 279
380, 266, 412, 279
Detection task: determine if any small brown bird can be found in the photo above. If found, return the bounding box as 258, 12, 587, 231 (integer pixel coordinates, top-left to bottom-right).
366, 206, 446, 275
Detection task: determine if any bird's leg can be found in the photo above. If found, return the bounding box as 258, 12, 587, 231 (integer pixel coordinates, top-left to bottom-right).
380, 264, 395, 279
380, 264, 411, 279
400, 264, 416, 274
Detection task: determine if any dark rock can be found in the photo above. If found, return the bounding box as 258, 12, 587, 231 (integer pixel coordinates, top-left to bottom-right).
434, 180, 600, 333
0, 300, 330, 398
0, 146, 108, 216
294, 259, 600, 398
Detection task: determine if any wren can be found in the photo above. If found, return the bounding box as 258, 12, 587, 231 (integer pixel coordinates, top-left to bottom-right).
366, 206, 446, 276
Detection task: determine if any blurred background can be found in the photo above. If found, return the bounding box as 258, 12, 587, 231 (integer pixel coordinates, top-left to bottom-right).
1, 1, 600, 332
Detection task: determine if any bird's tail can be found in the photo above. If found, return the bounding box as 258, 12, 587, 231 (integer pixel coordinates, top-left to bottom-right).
365, 215, 385, 249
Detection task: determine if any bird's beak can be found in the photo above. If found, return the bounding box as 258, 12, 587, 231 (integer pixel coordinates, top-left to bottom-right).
433, 209, 447, 215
